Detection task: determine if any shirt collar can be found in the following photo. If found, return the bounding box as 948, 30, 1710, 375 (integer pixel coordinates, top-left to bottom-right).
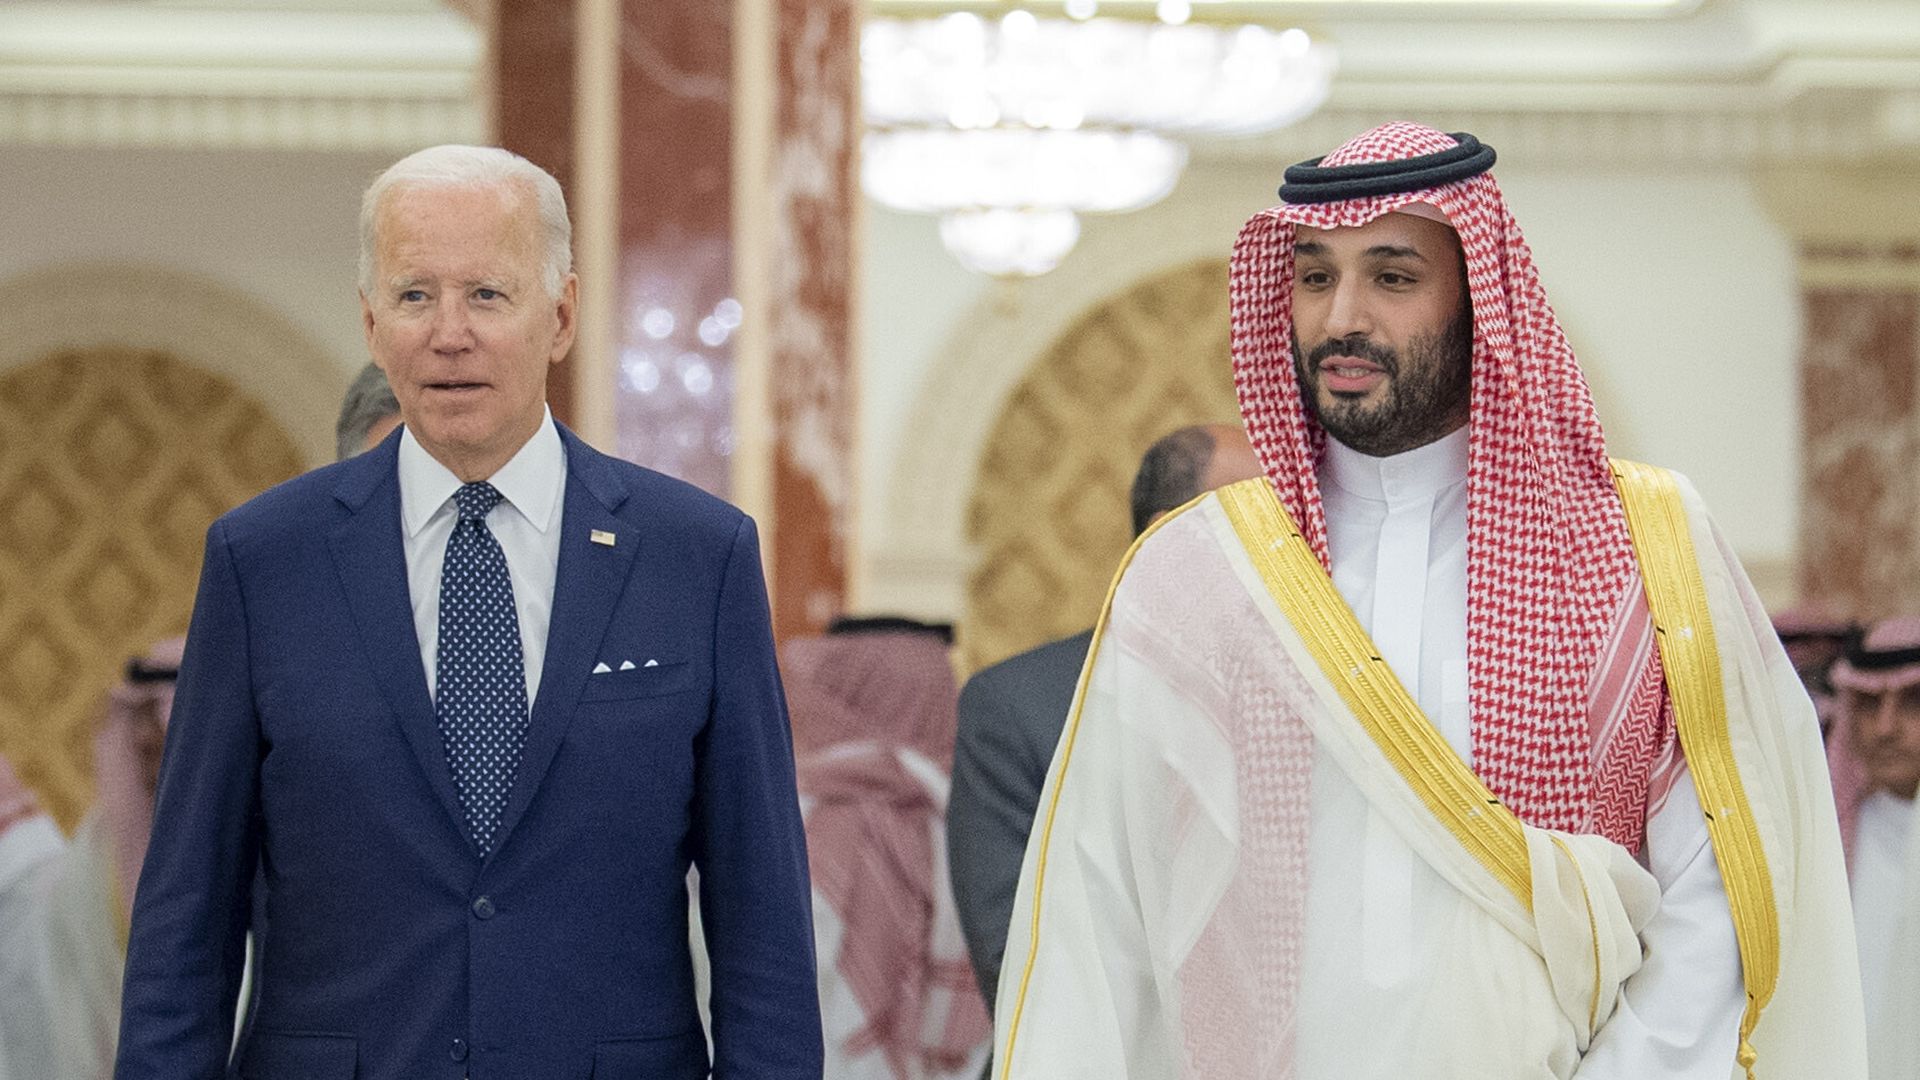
397, 407, 565, 538
1321, 424, 1469, 505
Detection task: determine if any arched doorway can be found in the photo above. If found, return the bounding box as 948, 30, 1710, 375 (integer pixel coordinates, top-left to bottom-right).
0, 349, 304, 828
961, 259, 1239, 671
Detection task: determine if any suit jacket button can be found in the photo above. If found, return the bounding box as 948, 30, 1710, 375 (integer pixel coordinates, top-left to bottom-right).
471, 896, 496, 920
450, 1038, 469, 1062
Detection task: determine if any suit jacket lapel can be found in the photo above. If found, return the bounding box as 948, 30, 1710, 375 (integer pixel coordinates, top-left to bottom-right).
326, 438, 476, 853
489, 429, 639, 858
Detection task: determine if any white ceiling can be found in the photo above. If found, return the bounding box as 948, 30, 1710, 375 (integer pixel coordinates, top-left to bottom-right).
0, 0, 1914, 161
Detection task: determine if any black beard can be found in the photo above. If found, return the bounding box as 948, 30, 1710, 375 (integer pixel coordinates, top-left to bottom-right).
1291, 306, 1473, 457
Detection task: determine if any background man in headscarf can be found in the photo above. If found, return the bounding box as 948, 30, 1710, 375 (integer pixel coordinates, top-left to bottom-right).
0, 640, 180, 1080
1773, 605, 1855, 735
780, 617, 989, 1080
1823, 616, 1920, 1077
991, 123, 1860, 1079
947, 423, 1260, 1023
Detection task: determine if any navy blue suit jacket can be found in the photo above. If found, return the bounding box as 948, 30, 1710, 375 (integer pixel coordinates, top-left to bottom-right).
115, 426, 823, 1080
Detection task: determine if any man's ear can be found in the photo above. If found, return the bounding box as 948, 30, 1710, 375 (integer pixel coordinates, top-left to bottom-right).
361, 291, 379, 359
550, 273, 579, 366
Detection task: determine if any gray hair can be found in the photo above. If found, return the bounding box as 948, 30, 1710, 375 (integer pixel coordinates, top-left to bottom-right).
336, 362, 401, 460
358, 145, 573, 299
1129, 426, 1218, 537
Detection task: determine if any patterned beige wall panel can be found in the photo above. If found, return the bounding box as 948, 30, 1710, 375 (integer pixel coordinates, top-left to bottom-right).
0, 348, 302, 829
962, 259, 1239, 672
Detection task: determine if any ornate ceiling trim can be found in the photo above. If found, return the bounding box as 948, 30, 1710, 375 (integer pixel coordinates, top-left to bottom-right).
1196, 2, 1920, 165
0, 4, 484, 150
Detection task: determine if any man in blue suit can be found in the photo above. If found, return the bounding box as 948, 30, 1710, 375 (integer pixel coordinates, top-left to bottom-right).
114, 145, 824, 1080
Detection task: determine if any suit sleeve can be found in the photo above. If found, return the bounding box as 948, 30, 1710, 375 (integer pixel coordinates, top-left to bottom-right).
115, 520, 261, 1080
947, 670, 1049, 1013
694, 516, 825, 1079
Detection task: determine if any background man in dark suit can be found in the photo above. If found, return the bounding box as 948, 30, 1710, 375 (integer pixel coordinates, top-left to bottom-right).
947, 424, 1260, 1016
115, 145, 822, 1080
335, 361, 403, 460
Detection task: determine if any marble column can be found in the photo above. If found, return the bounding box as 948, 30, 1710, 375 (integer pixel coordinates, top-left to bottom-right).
1798, 245, 1920, 618
494, 0, 859, 638
494, 0, 578, 425
765, 0, 858, 637
610, 4, 737, 498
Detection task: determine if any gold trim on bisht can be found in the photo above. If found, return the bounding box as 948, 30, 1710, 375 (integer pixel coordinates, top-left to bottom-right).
1216, 478, 1534, 911
1610, 458, 1778, 1080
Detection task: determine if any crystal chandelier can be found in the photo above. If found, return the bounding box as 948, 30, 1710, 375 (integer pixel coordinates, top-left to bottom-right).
862, 4, 1337, 276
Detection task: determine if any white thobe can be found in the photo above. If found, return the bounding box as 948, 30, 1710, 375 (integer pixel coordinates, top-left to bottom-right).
1318, 428, 1745, 1078
1852, 790, 1913, 1024
0, 815, 124, 1080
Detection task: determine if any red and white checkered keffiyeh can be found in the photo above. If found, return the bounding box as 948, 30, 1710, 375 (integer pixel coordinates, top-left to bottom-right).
783, 630, 991, 1078
1826, 615, 1920, 866
1230, 122, 1673, 849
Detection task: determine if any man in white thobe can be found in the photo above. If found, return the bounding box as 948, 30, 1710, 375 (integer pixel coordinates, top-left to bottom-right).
993, 123, 1863, 1080
0, 643, 179, 1080
1824, 617, 1920, 1078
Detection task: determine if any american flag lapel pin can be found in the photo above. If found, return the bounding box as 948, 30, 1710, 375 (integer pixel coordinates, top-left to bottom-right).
590, 529, 617, 547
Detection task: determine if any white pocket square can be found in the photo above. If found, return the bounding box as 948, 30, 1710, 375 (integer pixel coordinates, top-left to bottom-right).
618, 660, 636, 671
643, 658, 659, 668
592, 662, 612, 674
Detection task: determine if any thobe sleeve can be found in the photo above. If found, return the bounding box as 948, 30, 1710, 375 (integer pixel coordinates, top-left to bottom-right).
1572, 771, 1744, 1079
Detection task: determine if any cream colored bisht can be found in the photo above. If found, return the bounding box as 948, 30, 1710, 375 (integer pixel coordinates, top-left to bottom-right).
991, 479, 1864, 1080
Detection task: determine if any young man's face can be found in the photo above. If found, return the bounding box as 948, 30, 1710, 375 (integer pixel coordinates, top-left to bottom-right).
1846, 685, 1920, 799
1289, 213, 1472, 458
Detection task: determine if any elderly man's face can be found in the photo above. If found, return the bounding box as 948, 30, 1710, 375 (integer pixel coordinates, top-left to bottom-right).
1289, 213, 1471, 457
1846, 686, 1920, 798
362, 183, 575, 481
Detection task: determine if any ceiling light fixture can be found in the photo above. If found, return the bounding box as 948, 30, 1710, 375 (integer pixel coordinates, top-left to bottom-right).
862, 5, 1337, 275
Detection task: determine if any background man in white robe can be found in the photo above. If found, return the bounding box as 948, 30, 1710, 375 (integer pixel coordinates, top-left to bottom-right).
1825, 616, 1920, 1077
0, 641, 179, 1080
783, 618, 991, 1080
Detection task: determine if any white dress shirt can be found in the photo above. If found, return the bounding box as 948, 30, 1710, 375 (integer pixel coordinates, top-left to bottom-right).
1318, 427, 1745, 1078
398, 410, 567, 704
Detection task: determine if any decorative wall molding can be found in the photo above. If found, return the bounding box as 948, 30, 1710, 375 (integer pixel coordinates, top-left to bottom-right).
1192, 0, 1920, 167
0, 91, 482, 151
0, 3, 483, 150
1205, 103, 1887, 168
0, 263, 348, 468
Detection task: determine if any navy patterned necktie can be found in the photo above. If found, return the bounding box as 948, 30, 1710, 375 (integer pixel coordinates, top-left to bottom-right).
434, 481, 529, 857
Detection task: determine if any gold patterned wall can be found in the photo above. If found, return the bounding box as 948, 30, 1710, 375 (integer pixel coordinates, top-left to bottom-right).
962, 259, 1239, 672
0, 348, 303, 828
